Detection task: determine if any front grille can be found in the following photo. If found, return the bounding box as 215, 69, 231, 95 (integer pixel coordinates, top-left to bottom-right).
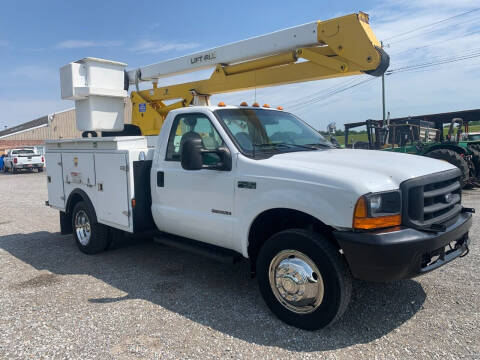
401, 169, 462, 230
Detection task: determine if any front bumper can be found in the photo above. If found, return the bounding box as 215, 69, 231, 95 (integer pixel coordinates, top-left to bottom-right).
334, 213, 472, 282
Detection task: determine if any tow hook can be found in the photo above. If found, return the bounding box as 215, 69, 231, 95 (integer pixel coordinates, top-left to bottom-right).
461, 207, 475, 214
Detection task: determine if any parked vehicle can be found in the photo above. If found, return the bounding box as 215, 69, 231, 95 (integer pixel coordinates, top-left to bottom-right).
46, 105, 473, 330
344, 119, 477, 188
4, 148, 44, 173
46, 13, 473, 330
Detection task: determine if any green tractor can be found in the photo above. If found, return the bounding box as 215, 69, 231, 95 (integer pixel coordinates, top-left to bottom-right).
344, 118, 477, 188
432, 117, 480, 181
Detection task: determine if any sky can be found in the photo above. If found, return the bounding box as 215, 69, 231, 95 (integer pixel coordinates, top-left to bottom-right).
1, 0, 479, 131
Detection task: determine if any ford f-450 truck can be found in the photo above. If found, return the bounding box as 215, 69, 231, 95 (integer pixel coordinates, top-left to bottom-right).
45, 105, 473, 330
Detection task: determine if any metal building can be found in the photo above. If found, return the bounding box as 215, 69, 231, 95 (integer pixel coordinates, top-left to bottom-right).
0, 99, 132, 154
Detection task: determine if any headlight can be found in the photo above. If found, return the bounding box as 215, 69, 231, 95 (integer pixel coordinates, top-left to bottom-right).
353, 191, 401, 230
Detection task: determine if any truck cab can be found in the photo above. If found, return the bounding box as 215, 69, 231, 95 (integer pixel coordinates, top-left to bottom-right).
46, 105, 472, 330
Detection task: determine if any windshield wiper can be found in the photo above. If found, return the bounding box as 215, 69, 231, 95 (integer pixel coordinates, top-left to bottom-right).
304, 143, 334, 149
253, 142, 316, 150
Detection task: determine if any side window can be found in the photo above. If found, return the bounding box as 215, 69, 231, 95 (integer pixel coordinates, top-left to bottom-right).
165, 113, 224, 162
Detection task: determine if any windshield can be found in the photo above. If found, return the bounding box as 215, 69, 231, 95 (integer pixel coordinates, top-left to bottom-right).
11, 149, 35, 155
214, 108, 332, 156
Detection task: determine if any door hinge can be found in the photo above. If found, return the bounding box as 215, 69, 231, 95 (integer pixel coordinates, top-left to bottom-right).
120, 165, 129, 172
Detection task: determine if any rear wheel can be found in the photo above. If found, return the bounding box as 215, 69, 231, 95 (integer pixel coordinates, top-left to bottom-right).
71, 201, 109, 254
256, 229, 352, 330
37, 167, 44, 173
468, 145, 480, 178
426, 149, 469, 188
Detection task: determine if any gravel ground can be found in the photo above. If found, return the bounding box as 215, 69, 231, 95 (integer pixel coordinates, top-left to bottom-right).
0, 170, 479, 359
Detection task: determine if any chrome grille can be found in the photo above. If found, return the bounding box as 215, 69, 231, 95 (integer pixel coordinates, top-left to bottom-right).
401, 169, 462, 230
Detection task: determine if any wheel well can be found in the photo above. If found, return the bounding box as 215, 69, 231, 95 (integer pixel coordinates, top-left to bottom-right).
65, 189, 98, 224
247, 208, 336, 273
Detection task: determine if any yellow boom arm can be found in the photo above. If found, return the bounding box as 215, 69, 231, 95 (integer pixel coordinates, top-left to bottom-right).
131, 12, 389, 135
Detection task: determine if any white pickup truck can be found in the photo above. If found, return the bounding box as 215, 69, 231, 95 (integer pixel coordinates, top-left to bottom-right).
46, 105, 473, 330
4, 148, 44, 173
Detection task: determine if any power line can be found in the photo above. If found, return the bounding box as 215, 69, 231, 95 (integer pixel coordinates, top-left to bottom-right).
287, 77, 376, 111
382, 8, 480, 42
386, 50, 480, 75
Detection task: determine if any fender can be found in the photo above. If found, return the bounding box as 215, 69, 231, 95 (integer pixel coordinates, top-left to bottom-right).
66, 188, 98, 224
424, 144, 468, 156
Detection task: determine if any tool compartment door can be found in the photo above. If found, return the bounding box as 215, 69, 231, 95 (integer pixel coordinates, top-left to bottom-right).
45, 153, 65, 209
94, 153, 130, 228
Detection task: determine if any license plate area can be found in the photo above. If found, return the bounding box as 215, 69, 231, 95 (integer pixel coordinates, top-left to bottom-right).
421, 235, 468, 270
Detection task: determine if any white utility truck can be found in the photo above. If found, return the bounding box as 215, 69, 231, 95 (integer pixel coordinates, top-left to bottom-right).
46, 13, 473, 330
4, 148, 44, 173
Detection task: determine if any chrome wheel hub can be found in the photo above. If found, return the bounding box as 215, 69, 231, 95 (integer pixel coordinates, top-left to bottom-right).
269, 250, 324, 314
75, 210, 91, 246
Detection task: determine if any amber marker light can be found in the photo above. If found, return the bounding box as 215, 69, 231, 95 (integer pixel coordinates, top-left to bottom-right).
240, 101, 248, 106
277, 106, 283, 110
353, 196, 401, 230
252, 102, 260, 107
263, 104, 270, 108
217, 102, 226, 107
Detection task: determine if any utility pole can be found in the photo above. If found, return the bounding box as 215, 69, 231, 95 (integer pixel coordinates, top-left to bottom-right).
381, 41, 386, 121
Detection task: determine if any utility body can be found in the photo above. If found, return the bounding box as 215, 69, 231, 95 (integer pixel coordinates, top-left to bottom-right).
46, 12, 472, 330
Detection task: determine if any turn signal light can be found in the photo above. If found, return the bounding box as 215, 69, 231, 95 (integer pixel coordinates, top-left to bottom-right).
252, 102, 260, 107
240, 101, 248, 106
263, 104, 270, 108
353, 196, 401, 230
217, 102, 226, 107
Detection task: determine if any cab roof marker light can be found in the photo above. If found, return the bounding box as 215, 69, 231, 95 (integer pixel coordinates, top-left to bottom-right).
252, 102, 260, 107
218, 101, 226, 107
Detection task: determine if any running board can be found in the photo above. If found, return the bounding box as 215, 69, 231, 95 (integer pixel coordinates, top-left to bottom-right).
153, 234, 243, 264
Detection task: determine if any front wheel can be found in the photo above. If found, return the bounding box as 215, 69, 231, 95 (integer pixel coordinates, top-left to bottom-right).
71, 201, 109, 254
256, 229, 352, 330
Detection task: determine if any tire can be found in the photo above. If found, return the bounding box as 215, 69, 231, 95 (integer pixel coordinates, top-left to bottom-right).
71, 201, 109, 254
11, 166, 17, 174
37, 168, 44, 173
468, 146, 480, 178
470, 144, 480, 153
256, 229, 352, 330
426, 149, 469, 188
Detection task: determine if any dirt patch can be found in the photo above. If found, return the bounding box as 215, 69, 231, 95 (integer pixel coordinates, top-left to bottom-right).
11, 273, 61, 289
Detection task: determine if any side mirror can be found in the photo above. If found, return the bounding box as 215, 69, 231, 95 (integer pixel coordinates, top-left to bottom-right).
181, 137, 204, 170
180, 138, 232, 171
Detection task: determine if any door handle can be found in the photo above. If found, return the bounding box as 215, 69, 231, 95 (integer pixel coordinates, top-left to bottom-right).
157, 171, 164, 187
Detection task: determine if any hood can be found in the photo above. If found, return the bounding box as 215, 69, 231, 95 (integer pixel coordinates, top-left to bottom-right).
250, 148, 456, 193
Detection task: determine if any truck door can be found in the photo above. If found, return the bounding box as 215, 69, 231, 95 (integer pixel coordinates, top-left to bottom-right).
152, 113, 235, 249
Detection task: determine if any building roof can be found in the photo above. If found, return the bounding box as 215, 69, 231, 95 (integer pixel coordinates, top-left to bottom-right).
0, 115, 48, 139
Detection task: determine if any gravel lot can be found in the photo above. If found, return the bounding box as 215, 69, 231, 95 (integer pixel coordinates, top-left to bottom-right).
0, 170, 479, 359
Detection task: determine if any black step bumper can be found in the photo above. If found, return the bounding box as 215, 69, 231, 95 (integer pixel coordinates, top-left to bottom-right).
334, 213, 472, 282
